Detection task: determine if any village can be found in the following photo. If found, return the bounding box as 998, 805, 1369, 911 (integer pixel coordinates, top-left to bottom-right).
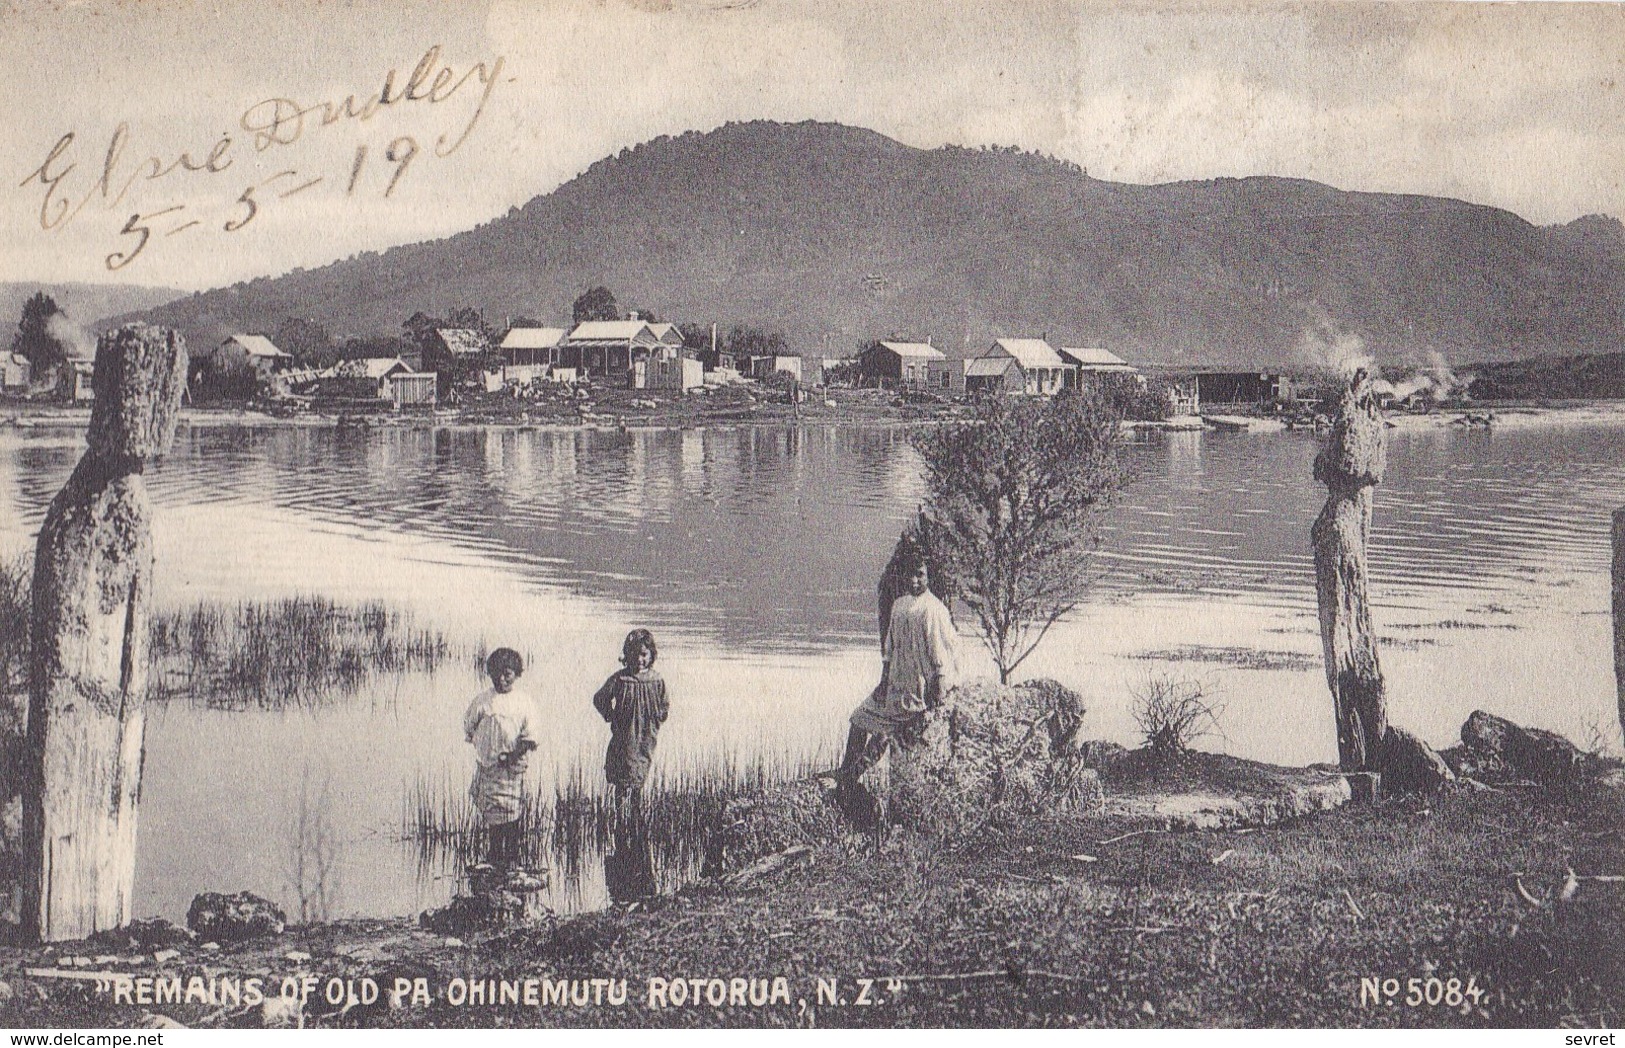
4, 298, 1369, 428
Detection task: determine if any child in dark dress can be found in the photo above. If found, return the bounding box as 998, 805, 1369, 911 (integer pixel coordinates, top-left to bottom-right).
593, 629, 670, 792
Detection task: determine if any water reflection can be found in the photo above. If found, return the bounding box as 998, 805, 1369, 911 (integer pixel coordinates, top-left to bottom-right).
3, 419, 1624, 921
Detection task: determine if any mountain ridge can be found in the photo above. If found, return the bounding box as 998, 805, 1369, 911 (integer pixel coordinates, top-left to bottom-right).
110, 120, 1625, 369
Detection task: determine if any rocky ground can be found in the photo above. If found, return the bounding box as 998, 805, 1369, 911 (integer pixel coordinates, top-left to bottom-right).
0, 685, 1618, 1030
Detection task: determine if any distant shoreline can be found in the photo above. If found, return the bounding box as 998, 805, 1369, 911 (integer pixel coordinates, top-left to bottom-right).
5, 395, 1625, 434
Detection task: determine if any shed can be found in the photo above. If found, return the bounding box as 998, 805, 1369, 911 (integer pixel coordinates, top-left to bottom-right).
635, 352, 703, 391
964, 355, 1022, 395
3, 353, 32, 390
423, 328, 492, 385
1193, 371, 1295, 407
859, 341, 949, 390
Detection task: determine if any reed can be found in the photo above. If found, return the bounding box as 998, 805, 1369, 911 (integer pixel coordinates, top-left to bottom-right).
148, 596, 459, 709
401, 749, 829, 877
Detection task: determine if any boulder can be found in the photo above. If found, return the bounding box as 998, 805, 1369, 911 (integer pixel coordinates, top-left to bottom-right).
1378, 727, 1455, 795
888, 678, 1101, 838
1461, 710, 1581, 785
185, 892, 286, 943
418, 891, 526, 935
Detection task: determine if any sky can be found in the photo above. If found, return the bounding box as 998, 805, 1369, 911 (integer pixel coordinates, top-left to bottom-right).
2, 0, 1621, 291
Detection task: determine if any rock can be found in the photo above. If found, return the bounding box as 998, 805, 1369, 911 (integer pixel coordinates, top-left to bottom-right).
0, 978, 13, 1005
1103, 752, 1353, 830
418, 892, 525, 935
283, 951, 311, 963
199, 942, 220, 952
259, 994, 303, 1029
888, 678, 1099, 838
1461, 710, 1582, 785
186, 891, 286, 943
1379, 727, 1455, 795
125, 917, 194, 950
152, 949, 180, 964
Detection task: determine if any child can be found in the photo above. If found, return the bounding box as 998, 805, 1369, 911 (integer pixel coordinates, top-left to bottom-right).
462, 648, 539, 877
592, 629, 669, 794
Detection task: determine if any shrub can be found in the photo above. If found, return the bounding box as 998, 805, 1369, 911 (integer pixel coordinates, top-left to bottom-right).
1130, 673, 1224, 764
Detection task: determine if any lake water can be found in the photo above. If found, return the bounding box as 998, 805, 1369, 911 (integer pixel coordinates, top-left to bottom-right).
2, 418, 1621, 922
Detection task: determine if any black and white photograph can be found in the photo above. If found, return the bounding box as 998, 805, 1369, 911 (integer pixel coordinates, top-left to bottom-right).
0, 0, 1621, 1031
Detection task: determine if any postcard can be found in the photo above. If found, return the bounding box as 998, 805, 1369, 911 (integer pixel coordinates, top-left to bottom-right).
0, 0, 1621, 1033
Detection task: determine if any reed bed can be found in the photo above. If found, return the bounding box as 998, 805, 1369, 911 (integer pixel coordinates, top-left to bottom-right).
148, 596, 459, 709
401, 749, 830, 885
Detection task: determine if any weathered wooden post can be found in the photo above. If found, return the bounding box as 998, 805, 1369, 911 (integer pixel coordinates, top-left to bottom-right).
1614, 509, 1625, 742
21, 323, 186, 941
1312, 368, 1388, 775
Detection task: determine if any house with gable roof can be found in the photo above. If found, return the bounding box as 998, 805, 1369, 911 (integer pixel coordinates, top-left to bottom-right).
858, 340, 950, 390
562, 320, 669, 383
969, 338, 1075, 395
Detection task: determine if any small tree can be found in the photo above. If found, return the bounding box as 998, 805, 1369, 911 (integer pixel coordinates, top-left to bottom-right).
572, 286, 620, 323
11, 292, 68, 376
915, 390, 1125, 682
272, 317, 335, 369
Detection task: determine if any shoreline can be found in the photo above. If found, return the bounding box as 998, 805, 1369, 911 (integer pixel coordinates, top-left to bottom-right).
5, 396, 1625, 435
1, 749, 1619, 1029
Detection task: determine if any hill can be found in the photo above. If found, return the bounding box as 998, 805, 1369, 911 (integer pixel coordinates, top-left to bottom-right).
111, 121, 1625, 369
1, 282, 186, 333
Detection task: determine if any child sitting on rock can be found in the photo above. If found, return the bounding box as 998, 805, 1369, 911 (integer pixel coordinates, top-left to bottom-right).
462, 647, 541, 888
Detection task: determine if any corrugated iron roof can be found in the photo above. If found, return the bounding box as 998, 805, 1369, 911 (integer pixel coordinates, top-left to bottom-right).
225, 334, 290, 359
331, 357, 412, 379
434, 328, 490, 356
1059, 346, 1132, 368
568, 321, 654, 342
647, 322, 682, 343
501, 327, 567, 350
965, 357, 1019, 377
991, 338, 1065, 368
878, 341, 946, 360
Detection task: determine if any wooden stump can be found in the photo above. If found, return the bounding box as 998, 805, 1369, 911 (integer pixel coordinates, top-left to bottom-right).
1312, 370, 1389, 772
1613, 509, 1625, 742
21, 324, 186, 942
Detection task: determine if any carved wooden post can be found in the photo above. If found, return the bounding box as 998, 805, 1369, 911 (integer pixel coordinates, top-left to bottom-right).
1312, 369, 1388, 771
21, 324, 186, 942
1614, 509, 1625, 741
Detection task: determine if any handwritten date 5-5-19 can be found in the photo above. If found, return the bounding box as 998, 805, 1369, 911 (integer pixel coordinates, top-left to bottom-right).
17, 45, 506, 271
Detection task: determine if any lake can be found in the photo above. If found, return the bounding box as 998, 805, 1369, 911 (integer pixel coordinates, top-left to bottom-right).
1, 417, 1620, 921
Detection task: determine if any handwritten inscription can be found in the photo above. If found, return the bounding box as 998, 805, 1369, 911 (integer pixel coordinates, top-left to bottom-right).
18, 46, 506, 271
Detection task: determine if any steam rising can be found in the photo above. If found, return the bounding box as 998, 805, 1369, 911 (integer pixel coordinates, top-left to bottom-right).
46, 313, 96, 361
1295, 316, 1372, 379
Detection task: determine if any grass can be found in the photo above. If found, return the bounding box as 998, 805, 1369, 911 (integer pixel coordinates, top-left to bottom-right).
402, 750, 830, 887
147, 596, 459, 709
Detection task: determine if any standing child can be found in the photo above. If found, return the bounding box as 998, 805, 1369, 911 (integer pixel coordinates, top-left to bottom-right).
593, 629, 669, 794
462, 648, 539, 879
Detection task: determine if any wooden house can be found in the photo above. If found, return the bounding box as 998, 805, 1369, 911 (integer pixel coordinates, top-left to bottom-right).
972, 339, 1074, 395
424, 328, 493, 384
859, 341, 949, 390
562, 321, 666, 382
499, 326, 568, 383
3, 353, 32, 390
